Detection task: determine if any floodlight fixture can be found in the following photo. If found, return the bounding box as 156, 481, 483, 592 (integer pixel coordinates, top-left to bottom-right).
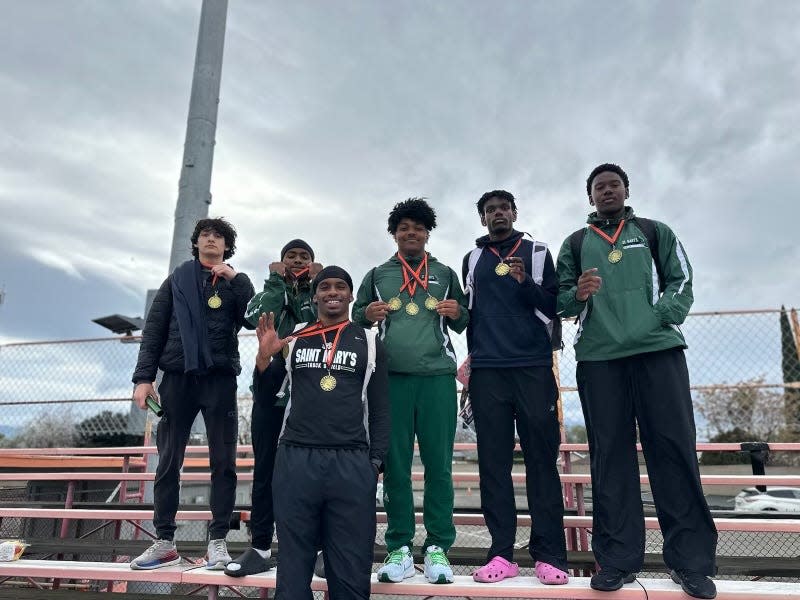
92, 314, 145, 337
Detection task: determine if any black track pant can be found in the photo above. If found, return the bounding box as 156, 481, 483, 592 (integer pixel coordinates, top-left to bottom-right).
249, 400, 285, 550
153, 371, 238, 540
273, 445, 376, 600
470, 366, 568, 570
577, 347, 717, 575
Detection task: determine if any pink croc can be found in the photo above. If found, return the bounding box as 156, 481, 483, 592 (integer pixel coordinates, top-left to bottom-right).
535, 561, 569, 585
472, 555, 519, 583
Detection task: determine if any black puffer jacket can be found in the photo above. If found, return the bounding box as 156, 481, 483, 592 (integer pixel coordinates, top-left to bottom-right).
132, 263, 255, 383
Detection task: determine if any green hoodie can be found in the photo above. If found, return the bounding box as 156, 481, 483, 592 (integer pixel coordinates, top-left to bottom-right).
245, 272, 316, 336
352, 253, 469, 375
556, 206, 693, 362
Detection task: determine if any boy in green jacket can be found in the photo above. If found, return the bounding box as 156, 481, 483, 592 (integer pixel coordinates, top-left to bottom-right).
225, 239, 321, 577
557, 164, 717, 599
352, 198, 468, 584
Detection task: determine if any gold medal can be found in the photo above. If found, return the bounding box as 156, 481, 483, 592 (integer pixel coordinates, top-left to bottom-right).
495, 262, 511, 276
207, 292, 222, 309
608, 248, 623, 264
424, 295, 438, 311
405, 301, 419, 315
320, 374, 337, 391
388, 297, 402, 311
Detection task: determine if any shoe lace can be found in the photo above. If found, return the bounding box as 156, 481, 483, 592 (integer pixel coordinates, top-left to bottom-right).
209, 539, 227, 556
384, 549, 409, 565
145, 539, 172, 556
426, 548, 449, 566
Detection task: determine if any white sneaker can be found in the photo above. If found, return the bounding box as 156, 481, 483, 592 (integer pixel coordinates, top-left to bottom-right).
130, 539, 181, 570
376, 545, 414, 582
424, 545, 453, 584
206, 538, 232, 570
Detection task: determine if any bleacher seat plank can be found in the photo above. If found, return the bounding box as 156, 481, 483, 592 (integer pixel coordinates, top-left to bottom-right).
0, 561, 794, 599
382, 512, 800, 533
3, 441, 797, 456
0, 559, 189, 583
0, 589, 172, 600
3, 471, 800, 488
0, 507, 250, 522
645, 578, 800, 599
175, 569, 800, 599
0, 456, 146, 469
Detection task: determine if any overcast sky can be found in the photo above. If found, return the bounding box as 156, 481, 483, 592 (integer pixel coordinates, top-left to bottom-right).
1, 0, 798, 343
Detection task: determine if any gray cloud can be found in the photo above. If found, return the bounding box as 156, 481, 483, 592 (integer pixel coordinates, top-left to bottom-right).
1, 1, 797, 341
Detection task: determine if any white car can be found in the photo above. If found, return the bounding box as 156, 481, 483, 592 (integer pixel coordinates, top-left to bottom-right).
734, 487, 800, 513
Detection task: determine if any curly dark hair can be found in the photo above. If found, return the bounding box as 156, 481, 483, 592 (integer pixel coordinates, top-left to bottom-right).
476, 190, 516, 216
190, 217, 237, 260
387, 198, 437, 234
586, 163, 629, 197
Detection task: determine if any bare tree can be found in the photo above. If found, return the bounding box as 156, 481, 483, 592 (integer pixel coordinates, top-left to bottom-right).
695, 378, 785, 441
5, 409, 77, 448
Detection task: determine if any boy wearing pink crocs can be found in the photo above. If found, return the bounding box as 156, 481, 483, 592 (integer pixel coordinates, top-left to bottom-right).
462, 190, 568, 585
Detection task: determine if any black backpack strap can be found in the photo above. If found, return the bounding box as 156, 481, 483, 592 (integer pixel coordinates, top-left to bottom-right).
630, 216, 665, 293
569, 228, 587, 274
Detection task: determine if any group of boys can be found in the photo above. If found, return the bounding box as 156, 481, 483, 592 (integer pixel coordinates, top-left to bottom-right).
129, 163, 718, 600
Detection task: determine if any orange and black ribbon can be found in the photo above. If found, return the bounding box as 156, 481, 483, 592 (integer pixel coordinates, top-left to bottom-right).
487, 238, 523, 265
396, 252, 429, 298
293, 320, 349, 370
589, 220, 626, 247
288, 266, 311, 280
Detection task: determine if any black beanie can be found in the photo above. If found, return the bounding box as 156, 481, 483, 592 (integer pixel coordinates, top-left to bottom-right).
312, 266, 353, 293
281, 239, 315, 261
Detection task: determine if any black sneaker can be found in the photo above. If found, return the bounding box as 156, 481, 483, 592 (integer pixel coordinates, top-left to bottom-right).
670, 569, 717, 599
590, 567, 636, 591
224, 548, 273, 577
314, 551, 326, 579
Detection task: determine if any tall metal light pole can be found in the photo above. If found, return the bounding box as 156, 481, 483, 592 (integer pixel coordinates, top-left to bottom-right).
167, 0, 229, 273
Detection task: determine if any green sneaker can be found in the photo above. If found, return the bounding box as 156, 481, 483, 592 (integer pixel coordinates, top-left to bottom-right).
423, 545, 453, 584
376, 546, 414, 582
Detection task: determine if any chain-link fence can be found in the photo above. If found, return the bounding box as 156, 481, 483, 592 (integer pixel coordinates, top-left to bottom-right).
0, 307, 798, 593
1, 308, 798, 446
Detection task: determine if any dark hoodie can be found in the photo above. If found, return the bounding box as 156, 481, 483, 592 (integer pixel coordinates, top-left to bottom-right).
462, 230, 557, 368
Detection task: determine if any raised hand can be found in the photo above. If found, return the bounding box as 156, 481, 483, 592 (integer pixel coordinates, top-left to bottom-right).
269, 262, 287, 277
210, 263, 237, 281
309, 262, 324, 279
255, 312, 293, 372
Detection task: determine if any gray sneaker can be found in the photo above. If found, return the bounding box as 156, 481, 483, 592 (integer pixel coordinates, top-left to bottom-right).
206, 538, 232, 570
130, 539, 181, 570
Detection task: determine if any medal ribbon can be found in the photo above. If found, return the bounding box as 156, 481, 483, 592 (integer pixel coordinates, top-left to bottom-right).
288, 266, 311, 280
396, 253, 429, 297
293, 320, 349, 370
589, 220, 626, 247
200, 262, 220, 287
487, 238, 523, 265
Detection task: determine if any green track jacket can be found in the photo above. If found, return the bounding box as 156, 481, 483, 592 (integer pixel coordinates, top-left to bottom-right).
556, 206, 693, 362
244, 272, 316, 337
352, 253, 469, 375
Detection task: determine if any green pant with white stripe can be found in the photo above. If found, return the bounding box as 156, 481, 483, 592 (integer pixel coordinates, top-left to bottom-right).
382, 373, 457, 553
